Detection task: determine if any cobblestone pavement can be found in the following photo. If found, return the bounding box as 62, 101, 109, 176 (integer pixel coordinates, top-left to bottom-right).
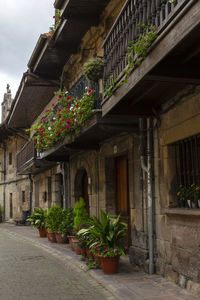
0, 223, 199, 300
0, 224, 115, 300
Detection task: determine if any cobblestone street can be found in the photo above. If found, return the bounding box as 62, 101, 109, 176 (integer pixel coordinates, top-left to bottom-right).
0, 225, 115, 300
0, 223, 199, 300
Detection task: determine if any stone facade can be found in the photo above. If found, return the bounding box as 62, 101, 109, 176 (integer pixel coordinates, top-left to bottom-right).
1, 0, 200, 296
0, 135, 30, 220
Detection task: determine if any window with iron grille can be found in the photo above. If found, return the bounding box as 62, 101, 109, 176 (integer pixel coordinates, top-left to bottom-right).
173, 134, 200, 208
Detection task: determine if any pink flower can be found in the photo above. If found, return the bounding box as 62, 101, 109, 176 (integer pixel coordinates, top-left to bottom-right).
113, 249, 118, 253
104, 248, 108, 252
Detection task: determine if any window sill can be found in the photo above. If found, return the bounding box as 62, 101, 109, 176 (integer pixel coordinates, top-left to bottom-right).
165, 208, 200, 217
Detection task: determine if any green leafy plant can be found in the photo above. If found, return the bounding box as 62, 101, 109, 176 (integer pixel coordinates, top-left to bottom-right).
73, 197, 89, 230
83, 57, 104, 82
78, 210, 127, 257
26, 208, 47, 229
104, 24, 158, 98
169, 0, 176, 3
29, 88, 95, 152
49, 9, 61, 34
46, 205, 63, 232
57, 207, 74, 235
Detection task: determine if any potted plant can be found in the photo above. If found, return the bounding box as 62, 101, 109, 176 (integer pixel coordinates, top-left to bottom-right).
27, 208, 47, 237
83, 57, 104, 83
72, 197, 89, 254
46, 205, 63, 243
0, 205, 4, 223
88, 210, 127, 274
56, 207, 74, 244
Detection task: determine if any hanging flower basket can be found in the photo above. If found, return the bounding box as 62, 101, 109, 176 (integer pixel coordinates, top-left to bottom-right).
83, 57, 104, 82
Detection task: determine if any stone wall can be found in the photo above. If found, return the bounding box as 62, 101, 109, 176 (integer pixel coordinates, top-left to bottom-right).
154, 86, 200, 294
0, 135, 29, 220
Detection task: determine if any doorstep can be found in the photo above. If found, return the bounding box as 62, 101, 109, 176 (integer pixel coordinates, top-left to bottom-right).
0, 223, 199, 300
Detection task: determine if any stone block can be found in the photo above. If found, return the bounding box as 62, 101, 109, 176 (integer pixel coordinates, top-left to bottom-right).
186, 280, 200, 295
156, 214, 171, 241
156, 239, 172, 264
172, 225, 200, 251
179, 274, 186, 288
172, 247, 200, 281
129, 245, 148, 272
165, 265, 178, 284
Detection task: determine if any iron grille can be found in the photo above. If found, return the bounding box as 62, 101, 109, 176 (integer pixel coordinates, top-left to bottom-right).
69, 75, 88, 99
174, 134, 200, 187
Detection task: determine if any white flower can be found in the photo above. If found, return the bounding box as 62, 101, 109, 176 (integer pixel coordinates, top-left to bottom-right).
48, 127, 51, 130
53, 117, 56, 120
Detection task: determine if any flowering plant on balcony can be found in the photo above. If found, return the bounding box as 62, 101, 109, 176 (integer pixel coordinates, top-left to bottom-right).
29, 88, 95, 152
49, 9, 61, 34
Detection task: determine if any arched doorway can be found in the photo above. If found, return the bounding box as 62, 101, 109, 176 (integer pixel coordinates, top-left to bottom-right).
74, 169, 90, 215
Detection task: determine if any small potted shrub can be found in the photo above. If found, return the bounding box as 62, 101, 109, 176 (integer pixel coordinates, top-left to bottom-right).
87, 210, 127, 274
56, 207, 74, 244
72, 197, 89, 254
83, 57, 104, 83
46, 205, 63, 243
27, 208, 47, 237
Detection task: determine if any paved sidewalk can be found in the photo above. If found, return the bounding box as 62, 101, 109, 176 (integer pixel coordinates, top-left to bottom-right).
1, 223, 199, 300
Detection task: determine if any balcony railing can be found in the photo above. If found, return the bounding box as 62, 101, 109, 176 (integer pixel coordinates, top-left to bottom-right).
69, 74, 100, 108
16, 141, 36, 173
103, 0, 190, 88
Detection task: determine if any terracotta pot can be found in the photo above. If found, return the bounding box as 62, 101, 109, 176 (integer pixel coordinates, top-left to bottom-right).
99, 255, 120, 274
47, 231, 57, 243
55, 233, 68, 244
71, 237, 82, 255
38, 228, 47, 238
86, 247, 94, 259
80, 247, 87, 257
68, 235, 76, 251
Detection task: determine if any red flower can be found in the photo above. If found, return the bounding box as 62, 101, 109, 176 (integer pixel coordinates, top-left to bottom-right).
79, 111, 83, 114
58, 95, 62, 99
56, 131, 58, 135
67, 96, 71, 99
62, 127, 65, 131
62, 119, 65, 121
76, 104, 79, 108
52, 104, 55, 107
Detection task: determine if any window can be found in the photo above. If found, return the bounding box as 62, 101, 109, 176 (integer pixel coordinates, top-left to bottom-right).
22, 191, 25, 203
9, 152, 12, 165
173, 134, 200, 208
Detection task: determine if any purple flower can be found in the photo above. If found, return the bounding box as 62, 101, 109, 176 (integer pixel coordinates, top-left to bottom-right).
104, 248, 108, 252
113, 249, 118, 253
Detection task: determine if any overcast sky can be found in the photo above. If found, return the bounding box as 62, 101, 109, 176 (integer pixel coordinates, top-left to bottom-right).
0, 0, 54, 103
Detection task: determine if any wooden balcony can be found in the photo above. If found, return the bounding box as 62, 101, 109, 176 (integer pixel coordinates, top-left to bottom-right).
102, 0, 200, 116
16, 141, 56, 175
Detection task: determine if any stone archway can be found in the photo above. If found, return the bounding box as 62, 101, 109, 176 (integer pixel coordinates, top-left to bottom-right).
74, 168, 90, 215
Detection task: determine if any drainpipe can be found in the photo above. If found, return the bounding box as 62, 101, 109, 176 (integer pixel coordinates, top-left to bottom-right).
29, 174, 33, 214
139, 117, 154, 275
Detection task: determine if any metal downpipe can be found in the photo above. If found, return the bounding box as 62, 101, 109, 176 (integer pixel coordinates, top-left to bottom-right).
139, 118, 154, 275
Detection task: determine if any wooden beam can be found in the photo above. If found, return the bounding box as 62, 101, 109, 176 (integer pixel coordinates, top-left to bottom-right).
146, 75, 200, 85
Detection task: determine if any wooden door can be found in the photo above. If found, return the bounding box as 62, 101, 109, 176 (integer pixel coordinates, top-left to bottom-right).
115, 155, 131, 244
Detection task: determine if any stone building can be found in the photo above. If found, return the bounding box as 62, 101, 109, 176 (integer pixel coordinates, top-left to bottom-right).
2, 0, 200, 295
0, 87, 30, 221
